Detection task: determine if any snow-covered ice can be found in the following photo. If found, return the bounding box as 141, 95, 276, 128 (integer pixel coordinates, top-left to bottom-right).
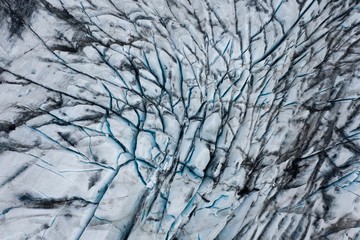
1, 0, 360, 239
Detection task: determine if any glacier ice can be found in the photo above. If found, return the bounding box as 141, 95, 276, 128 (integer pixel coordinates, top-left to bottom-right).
1, 0, 360, 239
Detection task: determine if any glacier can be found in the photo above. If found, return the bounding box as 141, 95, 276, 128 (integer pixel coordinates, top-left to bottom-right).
1, 0, 360, 239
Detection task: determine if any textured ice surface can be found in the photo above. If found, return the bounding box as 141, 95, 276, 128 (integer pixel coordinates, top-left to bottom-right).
1, 0, 360, 239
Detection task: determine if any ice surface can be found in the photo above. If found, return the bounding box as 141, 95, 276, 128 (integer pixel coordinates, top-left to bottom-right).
1, 0, 360, 239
